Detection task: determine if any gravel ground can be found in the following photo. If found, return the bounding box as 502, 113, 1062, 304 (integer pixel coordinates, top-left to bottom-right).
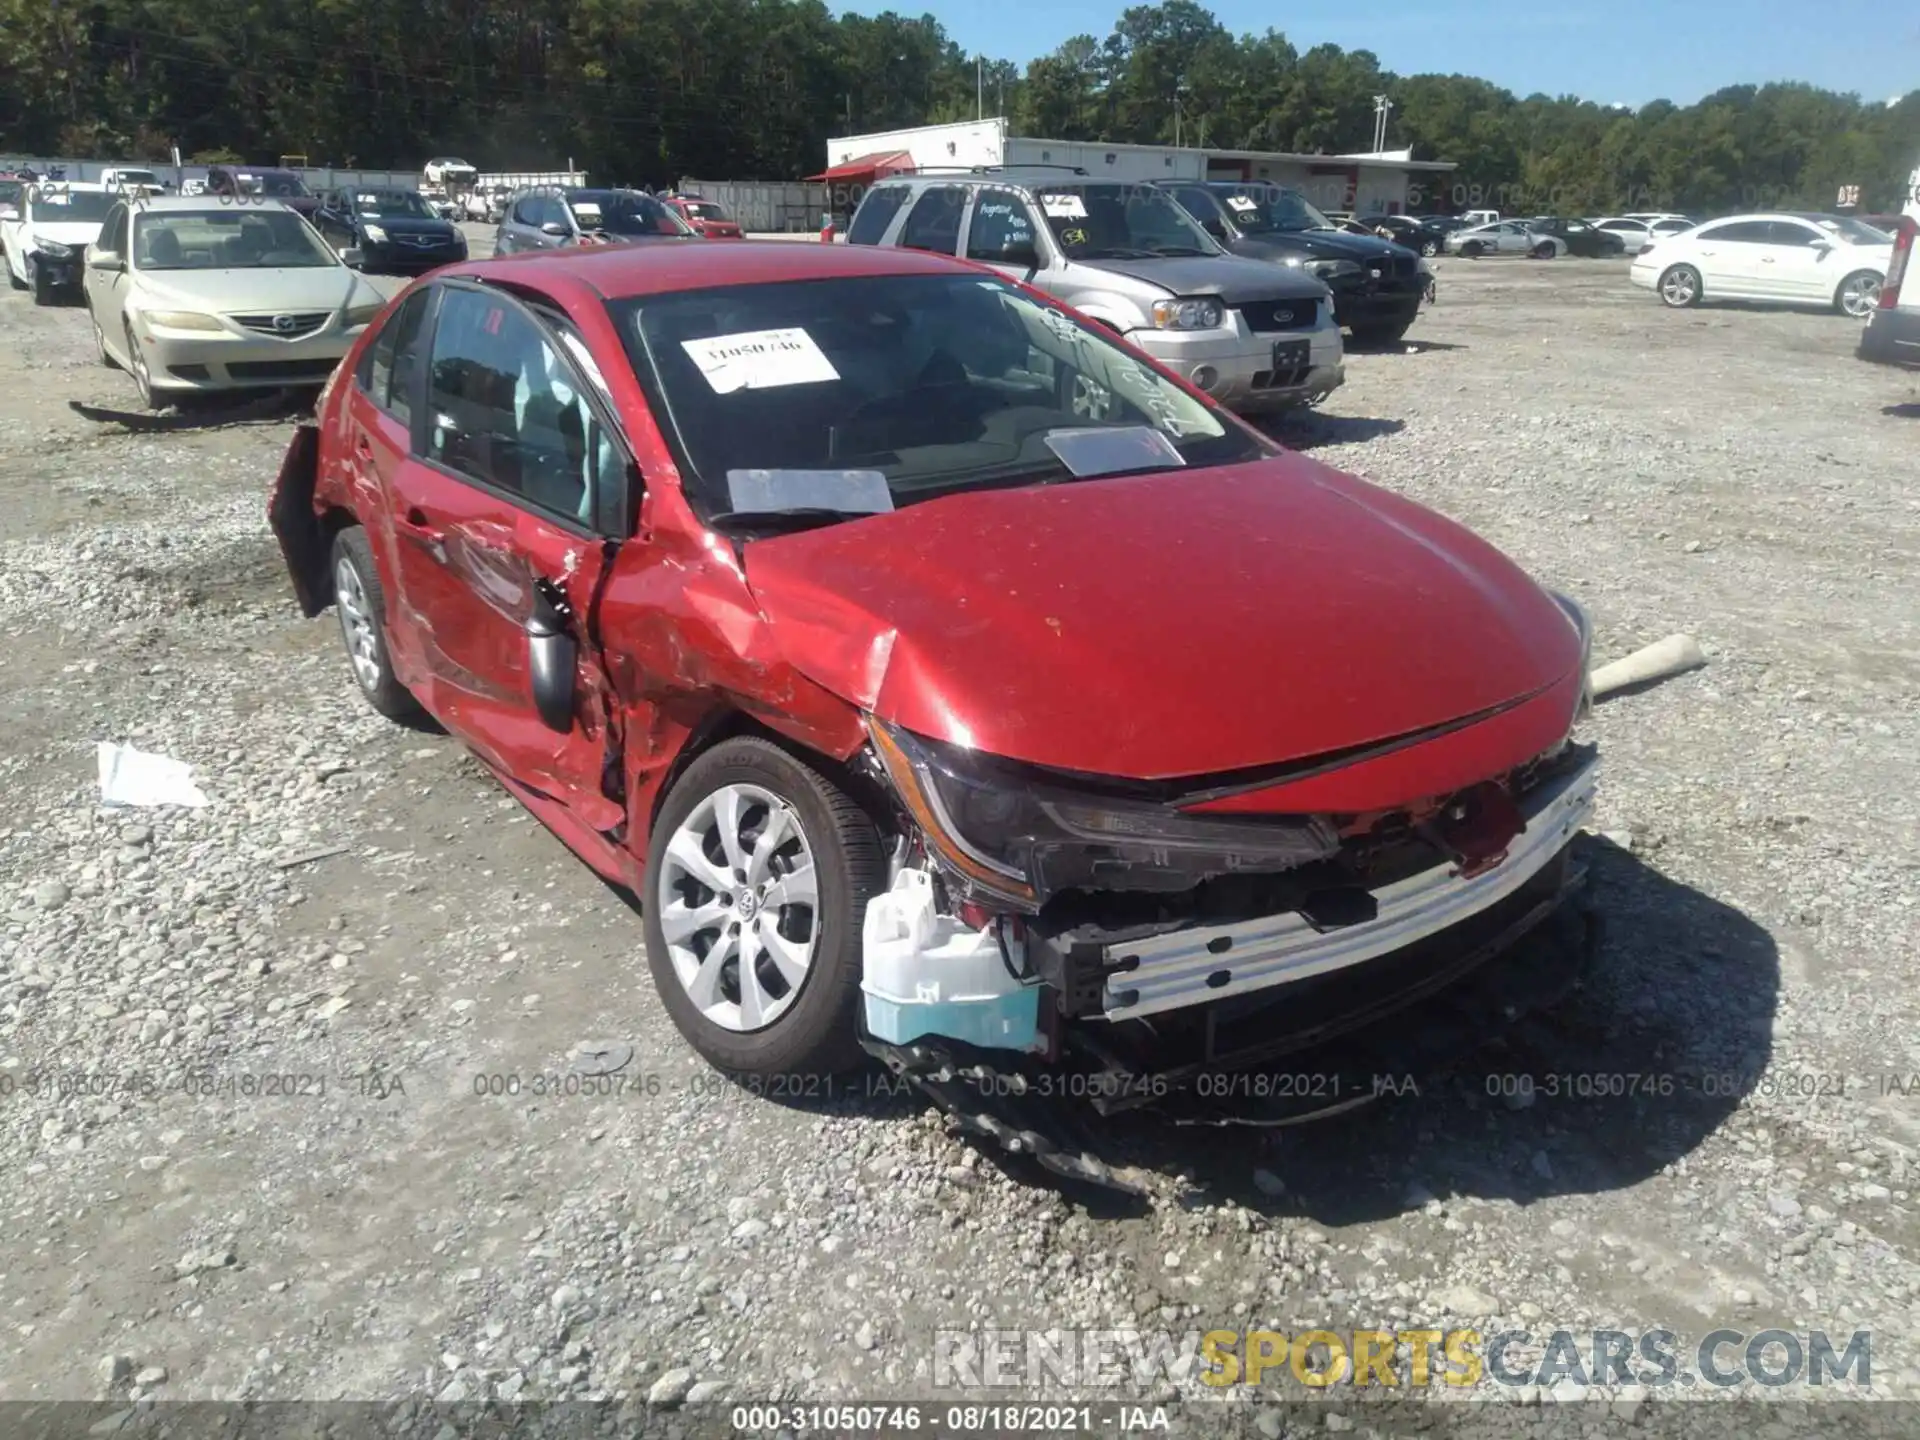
2, 236, 1918, 1434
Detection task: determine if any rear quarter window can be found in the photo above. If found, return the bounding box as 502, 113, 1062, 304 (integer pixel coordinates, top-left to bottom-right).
848, 185, 910, 245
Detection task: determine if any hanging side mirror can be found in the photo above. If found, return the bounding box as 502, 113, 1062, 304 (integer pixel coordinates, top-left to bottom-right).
526, 578, 577, 733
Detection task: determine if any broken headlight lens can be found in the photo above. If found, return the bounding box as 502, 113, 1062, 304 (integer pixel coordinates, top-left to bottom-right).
1550, 590, 1593, 720
868, 719, 1341, 909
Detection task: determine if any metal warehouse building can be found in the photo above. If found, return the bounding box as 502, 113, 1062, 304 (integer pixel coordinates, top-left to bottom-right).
810, 118, 1457, 218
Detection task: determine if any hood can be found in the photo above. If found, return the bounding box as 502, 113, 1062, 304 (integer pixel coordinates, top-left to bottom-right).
742, 456, 1583, 782
28, 220, 103, 247
360, 214, 457, 238
1229, 228, 1410, 264
1079, 252, 1327, 304
140, 265, 361, 312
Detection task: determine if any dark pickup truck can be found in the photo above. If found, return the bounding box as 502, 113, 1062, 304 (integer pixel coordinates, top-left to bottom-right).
1155, 180, 1427, 346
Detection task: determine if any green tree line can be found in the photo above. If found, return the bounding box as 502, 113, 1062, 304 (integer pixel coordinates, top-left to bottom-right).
2, 0, 1915, 213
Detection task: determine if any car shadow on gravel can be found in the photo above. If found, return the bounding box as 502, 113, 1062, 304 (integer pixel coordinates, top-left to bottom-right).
1345, 338, 1466, 356
1883, 403, 1920, 419
67, 388, 319, 432
1149, 837, 1780, 1225
1259, 413, 1406, 450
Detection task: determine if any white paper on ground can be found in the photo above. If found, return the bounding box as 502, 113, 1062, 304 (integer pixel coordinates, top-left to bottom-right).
97, 742, 210, 808
680, 327, 840, 394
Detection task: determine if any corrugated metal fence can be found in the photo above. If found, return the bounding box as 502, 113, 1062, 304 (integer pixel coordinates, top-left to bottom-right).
676, 179, 829, 233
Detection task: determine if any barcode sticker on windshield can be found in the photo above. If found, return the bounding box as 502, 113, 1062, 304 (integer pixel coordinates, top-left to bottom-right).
1226, 195, 1257, 212
681, 327, 840, 394
1042, 194, 1086, 219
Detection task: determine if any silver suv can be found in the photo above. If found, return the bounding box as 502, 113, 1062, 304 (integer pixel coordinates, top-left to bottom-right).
495, 186, 696, 255
846, 170, 1342, 412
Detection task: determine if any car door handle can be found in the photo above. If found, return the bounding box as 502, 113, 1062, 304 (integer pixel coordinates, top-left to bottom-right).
398, 508, 447, 563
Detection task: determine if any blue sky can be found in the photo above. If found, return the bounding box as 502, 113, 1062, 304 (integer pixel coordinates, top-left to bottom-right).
855, 0, 1917, 110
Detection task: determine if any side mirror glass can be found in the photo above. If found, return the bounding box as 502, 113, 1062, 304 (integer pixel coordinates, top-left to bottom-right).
90, 252, 125, 272
994, 241, 1039, 268
341, 247, 364, 269
540, 221, 569, 237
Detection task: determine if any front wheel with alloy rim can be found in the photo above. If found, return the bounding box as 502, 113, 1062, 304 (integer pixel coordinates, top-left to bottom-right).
1835, 270, 1882, 319
330, 526, 422, 720
1420, 239, 1439, 256
1658, 264, 1702, 308
645, 737, 886, 1078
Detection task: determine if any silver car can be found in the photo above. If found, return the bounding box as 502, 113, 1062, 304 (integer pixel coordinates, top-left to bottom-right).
846, 172, 1342, 413
494, 186, 697, 254
80, 195, 388, 409
1444, 220, 1565, 258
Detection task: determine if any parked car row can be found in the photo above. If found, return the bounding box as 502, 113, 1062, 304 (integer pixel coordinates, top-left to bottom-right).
1630, 211, 1903, 319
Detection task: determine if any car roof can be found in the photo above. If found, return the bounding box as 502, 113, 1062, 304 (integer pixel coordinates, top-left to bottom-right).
125, 195, 296, 212
447, 239, 981, 301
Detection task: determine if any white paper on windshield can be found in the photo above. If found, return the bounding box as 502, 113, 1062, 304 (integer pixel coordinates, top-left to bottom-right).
1042, 194, 1086, 219
572, 202, 602, 222
681, 327, 839, 394
1226, 195, 1258, 212
1044, 426, 1186, 478
725, 469, 893, 515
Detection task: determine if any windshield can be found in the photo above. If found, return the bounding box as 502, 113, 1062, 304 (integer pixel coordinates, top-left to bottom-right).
566, 190, 693, 237
116, 171, 158, 185
614, 272, 1259, 524
1035, 184, 1219, 259
31, 190, 113, 223
133, 209, 338, 269
355, 190, 434, 219
686, 202, 729, 221
238, 172, 310, 198
1811, 215, 1892, 244
0, 180, 22, 205
1217, 186, 1334, 235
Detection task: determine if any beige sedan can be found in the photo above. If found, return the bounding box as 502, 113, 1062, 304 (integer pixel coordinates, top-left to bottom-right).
81, 195, 389, 409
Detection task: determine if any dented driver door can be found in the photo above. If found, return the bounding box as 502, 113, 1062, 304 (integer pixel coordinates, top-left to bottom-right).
392, 282, 631, 834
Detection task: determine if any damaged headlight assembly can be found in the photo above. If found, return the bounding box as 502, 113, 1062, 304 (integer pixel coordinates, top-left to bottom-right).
867, 719, 1341, 910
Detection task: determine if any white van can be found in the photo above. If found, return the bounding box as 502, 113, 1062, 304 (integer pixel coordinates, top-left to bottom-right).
1858, 165, 1920, 368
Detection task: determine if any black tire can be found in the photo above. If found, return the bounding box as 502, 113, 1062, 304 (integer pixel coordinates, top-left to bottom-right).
1350, 317, 1416, 347
6, 257, 22, 290
30, 257, 54, 306
1461, 241, 1483, 258
1531, 241, 1556, 260
645, 737, 886, 1078
1657, 264, 1702, 309
329, 526, 422, 720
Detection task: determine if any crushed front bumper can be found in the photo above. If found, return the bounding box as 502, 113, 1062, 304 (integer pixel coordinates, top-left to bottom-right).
1101, 753, 1596, 1022
861, 754, 1602, 1187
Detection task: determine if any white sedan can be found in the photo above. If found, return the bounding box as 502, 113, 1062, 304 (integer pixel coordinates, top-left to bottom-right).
1629, 212, 1892, 317
1444, 220, 1565, 258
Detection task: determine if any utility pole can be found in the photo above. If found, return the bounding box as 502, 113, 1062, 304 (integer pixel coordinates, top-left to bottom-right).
1371, 94, 1394, 152
1174, 82, 1188, 147
977, 57, 984, 120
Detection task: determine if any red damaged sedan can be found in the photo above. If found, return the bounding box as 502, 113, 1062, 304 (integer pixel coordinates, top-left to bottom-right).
270, 242, 1598, 1175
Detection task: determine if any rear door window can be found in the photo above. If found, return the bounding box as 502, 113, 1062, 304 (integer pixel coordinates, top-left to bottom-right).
896, 186, 968, 254
848, 185, 910, 245
358, 288, 433, 425
1698, 221, 1771, 244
